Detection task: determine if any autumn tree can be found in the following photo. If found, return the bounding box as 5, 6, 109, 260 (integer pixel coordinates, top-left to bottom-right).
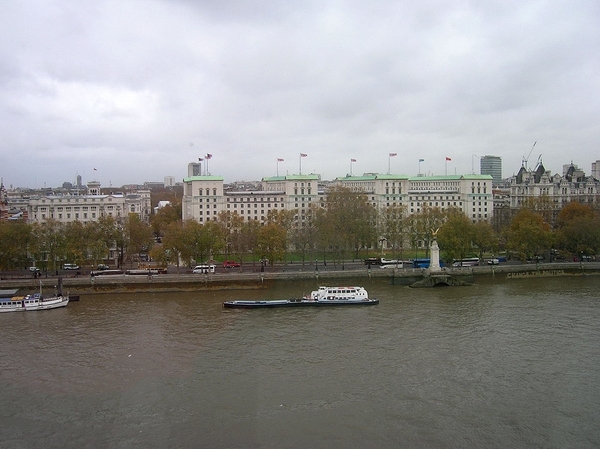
121, 214, 154, 266
0, 221, 32, 269
317, 186, 377, 263
379, 204, 407, 260
505, 208, 551, 261
63, 221, 89, 267
30, 219, 66, 271
257, 222, 287, 265
471, 220, 498, 259
151, 201, 182, 238
437, 209, 474, 263
291, 204, 319, 266
406, 205, 447, 258
555, 202, 600, 257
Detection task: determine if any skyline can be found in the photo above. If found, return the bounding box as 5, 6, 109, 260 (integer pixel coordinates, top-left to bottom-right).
1, 0, 599, 188
3, 151, 596, 191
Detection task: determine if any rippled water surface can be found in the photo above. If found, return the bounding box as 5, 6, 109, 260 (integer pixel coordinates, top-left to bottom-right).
1, 276, 599, 448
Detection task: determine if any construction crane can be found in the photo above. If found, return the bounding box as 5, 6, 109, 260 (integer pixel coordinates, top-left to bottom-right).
522, 141, 536, 170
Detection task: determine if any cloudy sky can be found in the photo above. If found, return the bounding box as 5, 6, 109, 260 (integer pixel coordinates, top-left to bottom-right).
1, 0, 598, 189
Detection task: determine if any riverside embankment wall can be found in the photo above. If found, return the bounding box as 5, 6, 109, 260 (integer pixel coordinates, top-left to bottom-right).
1, 262, 599, 295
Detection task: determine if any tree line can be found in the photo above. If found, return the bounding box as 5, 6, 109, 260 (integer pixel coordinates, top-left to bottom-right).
1, 186, 599, 271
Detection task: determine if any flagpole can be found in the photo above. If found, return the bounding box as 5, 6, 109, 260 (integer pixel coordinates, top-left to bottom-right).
388, 154, 391, 174
350, 159, 353, 176
299, 153, 307, 175
418, 159, 422, 175
277, 158, 279, 177
445, 158, 447, 176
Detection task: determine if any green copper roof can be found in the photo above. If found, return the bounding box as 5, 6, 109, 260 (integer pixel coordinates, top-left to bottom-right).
335, 174, 409, 181
408, 174, 492, 181
262, 174, 320, 181
183, 175, 224, 182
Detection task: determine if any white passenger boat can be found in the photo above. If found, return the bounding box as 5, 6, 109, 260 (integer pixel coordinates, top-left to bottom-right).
0, 293, 69, 312
0, 281, 69, 312
223, 286, 378, 309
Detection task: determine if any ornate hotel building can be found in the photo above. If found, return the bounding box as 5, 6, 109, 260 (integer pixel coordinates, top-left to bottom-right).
509, 163, 600, 211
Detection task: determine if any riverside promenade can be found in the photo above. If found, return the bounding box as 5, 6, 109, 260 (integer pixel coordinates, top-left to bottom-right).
1, 261, 599, 295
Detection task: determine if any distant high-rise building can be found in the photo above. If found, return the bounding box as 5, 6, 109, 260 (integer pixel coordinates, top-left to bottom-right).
480, 155, 502, 185
188, 162, 202, 177
590, 161, 600, 180
76, 174, 82, 188
164, 176, 175, 187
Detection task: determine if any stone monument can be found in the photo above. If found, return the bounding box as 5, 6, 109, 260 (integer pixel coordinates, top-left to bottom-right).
429, 228, 441, 272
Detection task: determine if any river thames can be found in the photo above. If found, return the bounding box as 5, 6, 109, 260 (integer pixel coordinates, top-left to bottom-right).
1, 275, 599, 448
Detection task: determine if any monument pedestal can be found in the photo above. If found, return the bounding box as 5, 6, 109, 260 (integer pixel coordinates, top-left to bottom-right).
429, 239, 441, 272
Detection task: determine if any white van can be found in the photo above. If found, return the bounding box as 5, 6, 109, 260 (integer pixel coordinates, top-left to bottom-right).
63, 263, 80, 270
192, 264, 215, 274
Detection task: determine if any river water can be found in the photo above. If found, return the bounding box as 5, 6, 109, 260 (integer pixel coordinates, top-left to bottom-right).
1, 275, 599, 448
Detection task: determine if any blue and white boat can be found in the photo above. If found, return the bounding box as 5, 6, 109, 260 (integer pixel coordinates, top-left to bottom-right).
223, 286, 378, 309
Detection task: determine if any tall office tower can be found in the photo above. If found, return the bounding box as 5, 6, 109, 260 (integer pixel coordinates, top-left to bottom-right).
480, 155, 502, 185
591, 161, 600, 179
188, 162, 202, 177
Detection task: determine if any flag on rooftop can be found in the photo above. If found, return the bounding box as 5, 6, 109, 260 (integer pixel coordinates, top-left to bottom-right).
419, 159, 424, 162
277, 158, 284, 162
351, 158, 357, 162
389, 153, 397, 157
300, 153, 308, 157
446, 157, 451, 161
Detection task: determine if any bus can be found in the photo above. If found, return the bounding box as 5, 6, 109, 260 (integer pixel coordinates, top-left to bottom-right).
452, 258, 480, 267
411, 259, 445, 268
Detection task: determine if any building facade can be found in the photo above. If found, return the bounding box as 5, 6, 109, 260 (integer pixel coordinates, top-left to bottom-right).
182, 163, 493, 225
181, 167, 321, 223
509, 163, 600, 213
25, 181, 151, 224
332, 173, 493, 221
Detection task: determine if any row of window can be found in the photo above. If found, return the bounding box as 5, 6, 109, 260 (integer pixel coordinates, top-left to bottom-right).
39, 197, 117, 203
38, 212, 120, 220
35, 205, 120, 212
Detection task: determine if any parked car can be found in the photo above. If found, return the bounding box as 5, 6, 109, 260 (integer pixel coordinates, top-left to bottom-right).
28, 266, 40, 272
222, 260, 241, 268
96, 264, 110, 270
63, 263, 80, 270
487, 258, 500, 265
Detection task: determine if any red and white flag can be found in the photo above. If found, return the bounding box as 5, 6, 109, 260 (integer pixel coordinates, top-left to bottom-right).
300, 153, 308, 157
206, 153, 213, 159
446, 157, 451, 161
277, 158, 284, 162
389, 153, 397, 157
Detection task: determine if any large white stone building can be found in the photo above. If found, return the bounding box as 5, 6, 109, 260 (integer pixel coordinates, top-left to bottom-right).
181, 162, 493, 224
332, 173, 493, 221
25, 181, 152, 224
182, 168, 320, 223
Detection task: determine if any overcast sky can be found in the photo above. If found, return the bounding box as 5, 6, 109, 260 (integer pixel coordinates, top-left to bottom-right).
1, 0, 598, 189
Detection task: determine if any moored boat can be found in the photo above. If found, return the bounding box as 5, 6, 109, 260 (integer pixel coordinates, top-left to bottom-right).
0, 280, 70, 312
0, 293, 69, 312
223, 286, 378, 309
